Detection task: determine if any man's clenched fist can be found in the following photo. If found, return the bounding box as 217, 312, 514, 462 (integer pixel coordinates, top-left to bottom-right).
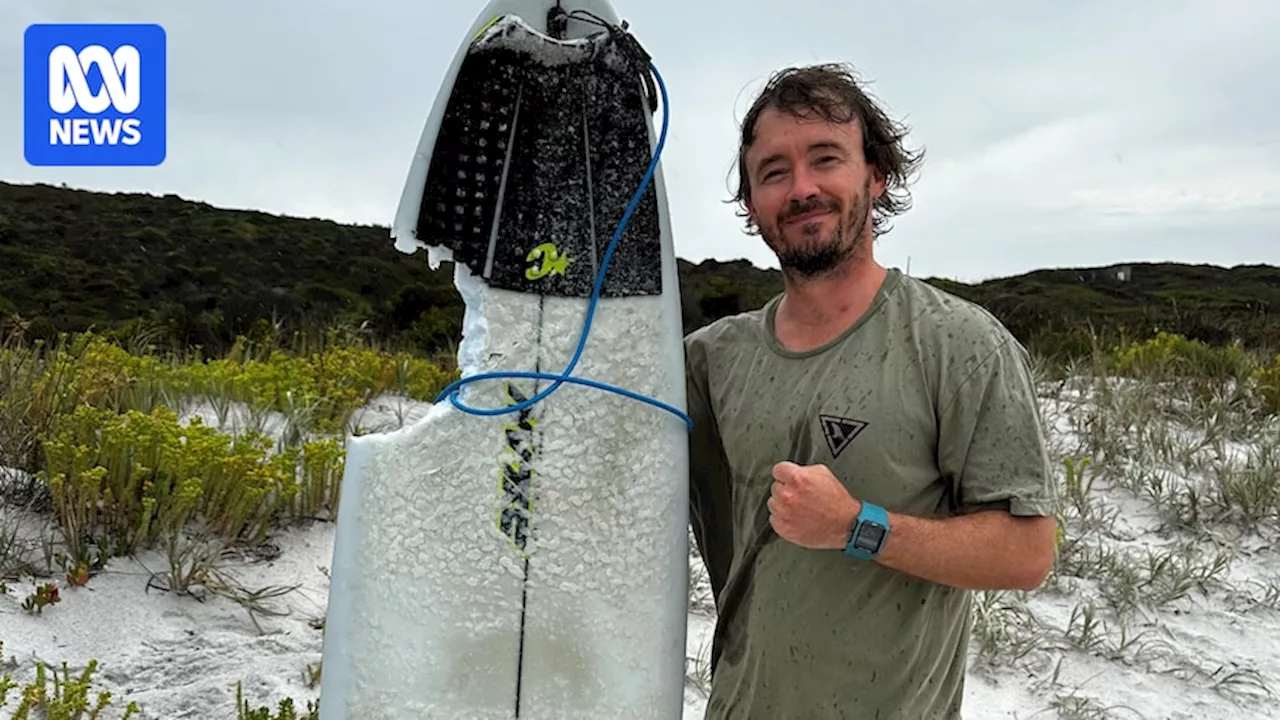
767, 461, 861, 550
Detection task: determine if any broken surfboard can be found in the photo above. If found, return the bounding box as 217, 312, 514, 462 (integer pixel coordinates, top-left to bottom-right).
319, 1, 690, 718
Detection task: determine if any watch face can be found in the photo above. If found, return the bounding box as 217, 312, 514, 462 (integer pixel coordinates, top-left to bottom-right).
853, 523, 885, 552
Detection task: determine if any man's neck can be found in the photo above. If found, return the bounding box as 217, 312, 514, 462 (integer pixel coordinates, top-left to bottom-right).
774, 255, 888, 351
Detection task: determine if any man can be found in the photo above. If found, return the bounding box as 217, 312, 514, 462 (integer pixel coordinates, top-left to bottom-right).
684, 63, 1059, 719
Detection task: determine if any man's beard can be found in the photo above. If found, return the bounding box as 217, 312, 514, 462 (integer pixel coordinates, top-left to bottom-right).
763, 183, 870, 279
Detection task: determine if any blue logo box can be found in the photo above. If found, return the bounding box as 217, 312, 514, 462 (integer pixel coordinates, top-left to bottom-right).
24, 23, 167, 167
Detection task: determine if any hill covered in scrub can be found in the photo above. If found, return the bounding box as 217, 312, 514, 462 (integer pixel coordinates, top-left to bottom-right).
1, 180, 1277, 357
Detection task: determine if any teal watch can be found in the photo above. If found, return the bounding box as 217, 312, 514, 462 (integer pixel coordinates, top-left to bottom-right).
843, 501, 890, 560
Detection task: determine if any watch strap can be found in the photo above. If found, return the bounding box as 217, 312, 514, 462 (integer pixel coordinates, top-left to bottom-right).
843, 501, 890, 560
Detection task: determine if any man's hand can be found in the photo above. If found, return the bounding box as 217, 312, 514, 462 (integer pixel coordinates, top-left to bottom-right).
767, 461, 860, 550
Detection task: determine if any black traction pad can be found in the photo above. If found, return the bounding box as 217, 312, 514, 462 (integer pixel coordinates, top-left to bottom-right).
415, 16, 663, 298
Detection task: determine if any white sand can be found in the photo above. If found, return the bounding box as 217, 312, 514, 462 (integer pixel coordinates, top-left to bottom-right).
2, 384, 1279, 719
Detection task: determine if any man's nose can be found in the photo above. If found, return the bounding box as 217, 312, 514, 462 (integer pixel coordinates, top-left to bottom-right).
786, 164, 821, 203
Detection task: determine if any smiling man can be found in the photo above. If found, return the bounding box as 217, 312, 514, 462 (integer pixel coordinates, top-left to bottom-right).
684, 63, 1059, 719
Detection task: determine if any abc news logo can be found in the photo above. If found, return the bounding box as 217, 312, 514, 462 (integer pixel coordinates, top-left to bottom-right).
24, 23, 166, 167
48, 44, 144, 147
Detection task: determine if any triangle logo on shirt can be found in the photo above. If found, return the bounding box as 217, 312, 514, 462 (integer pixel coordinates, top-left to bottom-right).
819, 414, 868, 458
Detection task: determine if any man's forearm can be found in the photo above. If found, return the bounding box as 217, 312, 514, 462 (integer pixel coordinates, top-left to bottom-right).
872, 508, 1056, 591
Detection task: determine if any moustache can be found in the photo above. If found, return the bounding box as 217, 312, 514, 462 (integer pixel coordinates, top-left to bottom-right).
778, 197, 841, 224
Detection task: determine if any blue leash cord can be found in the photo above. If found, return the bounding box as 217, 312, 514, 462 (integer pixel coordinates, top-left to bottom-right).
432, 59, 693, 432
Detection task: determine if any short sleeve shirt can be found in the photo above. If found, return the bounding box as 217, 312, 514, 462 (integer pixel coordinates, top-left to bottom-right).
684, 268, 1055, 719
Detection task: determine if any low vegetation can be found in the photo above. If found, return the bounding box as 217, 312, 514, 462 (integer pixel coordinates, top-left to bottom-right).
948, 335, 1279, 714
0, 325, 456, 717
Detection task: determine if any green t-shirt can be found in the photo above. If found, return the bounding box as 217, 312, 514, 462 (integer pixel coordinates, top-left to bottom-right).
684, 267, 1055, 719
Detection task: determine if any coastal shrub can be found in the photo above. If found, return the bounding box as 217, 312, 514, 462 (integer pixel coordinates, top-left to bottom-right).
1107, 331, 1256, 383
0, 331, 447, 587
0, 641, 141, 719
40, 406, 298, 572
1254, 354, 1280, 415
176, 337, 456, 433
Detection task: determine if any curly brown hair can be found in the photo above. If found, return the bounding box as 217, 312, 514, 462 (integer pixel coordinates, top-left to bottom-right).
729, 63, 925, 239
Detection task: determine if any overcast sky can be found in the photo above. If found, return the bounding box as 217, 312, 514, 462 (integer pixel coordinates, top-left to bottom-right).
3, 0, 1277, 282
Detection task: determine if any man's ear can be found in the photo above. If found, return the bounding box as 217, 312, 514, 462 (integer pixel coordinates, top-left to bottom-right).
870, 169, 887, 200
